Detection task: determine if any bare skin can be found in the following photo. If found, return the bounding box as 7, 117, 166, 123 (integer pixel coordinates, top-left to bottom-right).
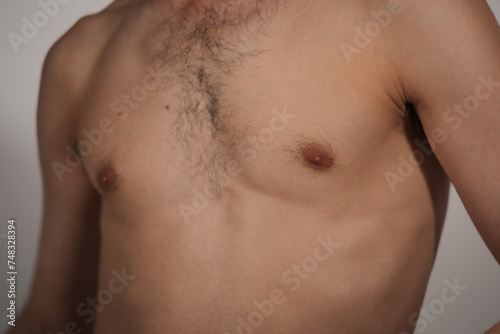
8, 0, 500, 333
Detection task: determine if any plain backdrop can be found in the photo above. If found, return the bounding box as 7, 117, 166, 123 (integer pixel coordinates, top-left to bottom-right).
0, 0, 499, 333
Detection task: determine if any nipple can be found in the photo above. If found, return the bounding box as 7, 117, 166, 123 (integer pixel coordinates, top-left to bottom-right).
97, 162, 119, 191
300, 142, 334, 170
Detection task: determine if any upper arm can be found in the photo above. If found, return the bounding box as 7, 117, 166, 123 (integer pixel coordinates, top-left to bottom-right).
404, 0, 500, 262
27, 22, 102, 330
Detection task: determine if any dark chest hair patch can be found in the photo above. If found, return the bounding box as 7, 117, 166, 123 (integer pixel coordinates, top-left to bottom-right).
144, 1, 286, 191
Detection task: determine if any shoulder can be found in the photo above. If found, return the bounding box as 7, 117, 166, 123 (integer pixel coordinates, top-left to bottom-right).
390, 0, 500, 106
43, 5, 127, 99
398, 0, 500, 62
402, 0, 499, 42
38, 3, 130, 144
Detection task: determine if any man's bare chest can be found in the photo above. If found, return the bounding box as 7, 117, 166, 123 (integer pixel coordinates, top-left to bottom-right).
73, 1, 399, 202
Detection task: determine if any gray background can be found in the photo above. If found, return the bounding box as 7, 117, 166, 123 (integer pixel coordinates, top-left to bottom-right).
0, 0, 499, 333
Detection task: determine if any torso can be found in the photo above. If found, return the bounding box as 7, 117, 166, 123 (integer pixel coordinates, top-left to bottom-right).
73, 1, 450, 332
